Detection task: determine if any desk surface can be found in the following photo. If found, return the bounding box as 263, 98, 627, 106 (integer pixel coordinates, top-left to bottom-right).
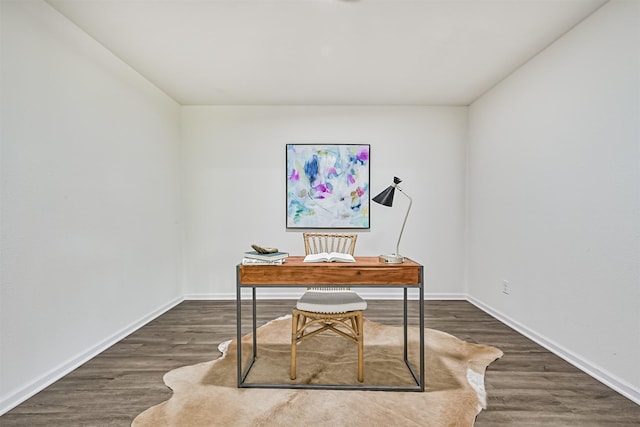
238, 256, 422, 286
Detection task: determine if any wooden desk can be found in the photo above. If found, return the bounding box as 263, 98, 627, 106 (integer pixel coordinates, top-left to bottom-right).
236, 256, 424, 391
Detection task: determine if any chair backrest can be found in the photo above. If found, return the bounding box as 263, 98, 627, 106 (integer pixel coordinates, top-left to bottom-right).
303, 232, 357, 256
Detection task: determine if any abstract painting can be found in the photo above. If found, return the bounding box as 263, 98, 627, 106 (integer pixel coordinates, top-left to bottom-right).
286, 144, 370, 229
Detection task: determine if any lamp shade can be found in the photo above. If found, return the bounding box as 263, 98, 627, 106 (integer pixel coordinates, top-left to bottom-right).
372, 176, 402, 207
372, 186, 395, 206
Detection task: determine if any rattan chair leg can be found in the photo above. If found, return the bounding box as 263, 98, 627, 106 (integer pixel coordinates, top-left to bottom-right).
291, 311, 299, 380
357, 311, 364, 382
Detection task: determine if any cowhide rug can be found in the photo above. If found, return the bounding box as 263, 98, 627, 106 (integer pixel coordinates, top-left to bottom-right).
133, 316, 502, 426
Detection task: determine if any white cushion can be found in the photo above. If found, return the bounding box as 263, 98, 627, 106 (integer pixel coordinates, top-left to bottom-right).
296, 290, 367, 313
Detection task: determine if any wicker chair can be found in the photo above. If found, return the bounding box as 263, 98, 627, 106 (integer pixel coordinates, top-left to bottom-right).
290, 232, 367, 382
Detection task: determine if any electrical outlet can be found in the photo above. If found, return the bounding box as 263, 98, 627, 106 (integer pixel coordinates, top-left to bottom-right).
502, 280, 510, 295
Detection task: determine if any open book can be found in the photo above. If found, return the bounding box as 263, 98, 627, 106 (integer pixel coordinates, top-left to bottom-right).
303, 252, 356, 263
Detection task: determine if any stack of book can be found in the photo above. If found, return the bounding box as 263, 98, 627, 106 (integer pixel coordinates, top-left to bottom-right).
242, 251, 289, 265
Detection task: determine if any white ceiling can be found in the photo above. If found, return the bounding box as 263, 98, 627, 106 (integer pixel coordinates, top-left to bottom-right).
46, 0, 608, 106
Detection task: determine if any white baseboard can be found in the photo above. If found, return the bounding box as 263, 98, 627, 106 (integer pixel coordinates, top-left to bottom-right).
0, 296, 184, 416
185, 292, 239, 300
467, 295, 640, 405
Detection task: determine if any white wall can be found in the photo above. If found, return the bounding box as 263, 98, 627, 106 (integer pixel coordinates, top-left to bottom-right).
182, 106, 467, 299
0, 1, 183, 412
467, 0, 639, 400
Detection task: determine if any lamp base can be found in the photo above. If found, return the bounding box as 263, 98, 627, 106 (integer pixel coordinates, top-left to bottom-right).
378, 254, 404, 264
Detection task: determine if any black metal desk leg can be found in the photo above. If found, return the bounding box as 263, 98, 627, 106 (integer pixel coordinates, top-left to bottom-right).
252, 287, 257, 358
403, 287, 408, 361
236, 266, 242, 387
419, 267, 425, 391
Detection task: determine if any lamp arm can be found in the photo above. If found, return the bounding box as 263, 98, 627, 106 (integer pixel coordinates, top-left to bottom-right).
395, 187, 412, 258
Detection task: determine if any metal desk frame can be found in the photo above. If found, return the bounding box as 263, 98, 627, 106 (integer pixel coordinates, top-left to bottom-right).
236, 256, 424, 392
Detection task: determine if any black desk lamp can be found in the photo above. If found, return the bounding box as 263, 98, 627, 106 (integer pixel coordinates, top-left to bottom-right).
372, 177, 412, 263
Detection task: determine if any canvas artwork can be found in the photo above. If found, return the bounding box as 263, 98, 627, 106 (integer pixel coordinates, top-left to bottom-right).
286, 144, 370, 229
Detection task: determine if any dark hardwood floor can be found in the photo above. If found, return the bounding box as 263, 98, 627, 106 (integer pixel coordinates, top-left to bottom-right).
1, 300, 638, 426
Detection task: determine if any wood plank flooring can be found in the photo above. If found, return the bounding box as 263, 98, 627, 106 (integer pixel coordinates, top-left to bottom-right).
1, 300, 639, 426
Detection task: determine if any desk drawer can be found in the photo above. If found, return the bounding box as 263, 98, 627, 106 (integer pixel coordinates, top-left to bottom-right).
238, 263, 421, 286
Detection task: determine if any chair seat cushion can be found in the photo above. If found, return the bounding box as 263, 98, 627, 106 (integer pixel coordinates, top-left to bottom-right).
296, 290, 367, 313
